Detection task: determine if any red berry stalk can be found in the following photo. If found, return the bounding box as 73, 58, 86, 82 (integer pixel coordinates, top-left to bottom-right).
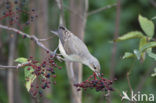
74, 72, 116, 92
25, 53, 62, 97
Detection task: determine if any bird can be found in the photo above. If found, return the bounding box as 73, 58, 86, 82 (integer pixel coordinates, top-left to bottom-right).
51, 26, 101, 76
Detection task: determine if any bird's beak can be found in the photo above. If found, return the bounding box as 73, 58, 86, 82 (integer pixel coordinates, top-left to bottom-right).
50, 30, 59, 36
95, 72, 101, 77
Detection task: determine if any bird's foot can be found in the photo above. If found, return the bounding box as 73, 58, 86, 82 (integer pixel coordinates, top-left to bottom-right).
56, 54, 65, 62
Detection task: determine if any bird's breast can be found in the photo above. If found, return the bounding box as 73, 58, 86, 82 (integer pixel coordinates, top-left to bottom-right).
59, 39, 83, 62
59, 40, 68, 58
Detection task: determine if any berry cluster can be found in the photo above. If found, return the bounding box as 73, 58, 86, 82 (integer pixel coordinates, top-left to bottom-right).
0, 0, 38, 30
74, 73, 116, 92
25, 54, 62, 97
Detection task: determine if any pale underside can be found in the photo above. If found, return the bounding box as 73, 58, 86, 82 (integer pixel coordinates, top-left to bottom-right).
58, 34, 92, 65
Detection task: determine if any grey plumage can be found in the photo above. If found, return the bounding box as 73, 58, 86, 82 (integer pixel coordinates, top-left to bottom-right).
58, 27, 91, 58
51, 26, 101, 76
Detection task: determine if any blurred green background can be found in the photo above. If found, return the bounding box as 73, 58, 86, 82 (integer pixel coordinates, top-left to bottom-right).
0, 0, 156, 103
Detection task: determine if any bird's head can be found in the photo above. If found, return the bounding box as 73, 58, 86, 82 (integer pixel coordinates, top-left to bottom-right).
88, 56, 101, 77
58, 26, 71, 38
50, 26, 67, 36
59, 26, 66, 30
58, 26, 67, 34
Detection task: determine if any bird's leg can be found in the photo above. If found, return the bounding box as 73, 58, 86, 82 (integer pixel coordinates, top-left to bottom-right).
53, 45, 65, 62
56, 56, 65, 62
57, 53, 63, 56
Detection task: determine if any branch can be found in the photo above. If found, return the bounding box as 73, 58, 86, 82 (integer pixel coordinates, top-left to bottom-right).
126, 72, 133, 92
87, 3, 117, 16
149, 0, 156, 8
0, 24, 60, 60
38, 36, 54, 42
55, 0, 64, 26
0, 61, 31, 70
135, 65, 154, 92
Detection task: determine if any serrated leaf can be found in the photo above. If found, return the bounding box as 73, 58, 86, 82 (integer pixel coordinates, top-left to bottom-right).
140, 42, 156, 53
115, 31, 144, 42
138, 15, 154, 38
133, 49, 141, 60
25, 66, 36, 92
122, 52, 134, 59
15, 57, 28, 63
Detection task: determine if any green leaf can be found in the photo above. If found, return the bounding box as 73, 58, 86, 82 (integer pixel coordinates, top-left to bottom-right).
122, 52, 134, 59
147, 48, 156, 60
115, 31, 144, 42
138, 15, 155, 38
139, 37, 147, 50
133, 49, 141, 60
151, 68, 156, 77
15, 57, 28, 63
151, 73, 156, 77
15, 57, 36, 92
152, 16, 156, 20
139, 37, 147, 61
140, 42, 156, 53
25, 66, 36, 92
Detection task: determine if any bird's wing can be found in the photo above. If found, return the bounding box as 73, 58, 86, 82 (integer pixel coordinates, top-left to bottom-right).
63, 35, 90, 57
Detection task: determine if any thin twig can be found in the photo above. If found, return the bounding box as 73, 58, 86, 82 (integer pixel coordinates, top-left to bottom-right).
87, 3, 117, 16
0, 61, 31, 70
149, 0, 156, 8
135, 65, 155, 92
108, 1, 120, 103
0, 24, 61, 60
126, 72, 133, 92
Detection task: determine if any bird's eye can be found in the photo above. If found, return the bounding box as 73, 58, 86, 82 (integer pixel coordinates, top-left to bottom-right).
93, 65, 96, 69
59, 26, 65, 30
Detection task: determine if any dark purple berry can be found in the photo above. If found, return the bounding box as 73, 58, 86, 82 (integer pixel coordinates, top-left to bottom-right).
16, 7, 19, 11
32, 9, 35, 12
46, 73, 50, 78
51, 71, 55, 74
22, 35, 27, 39
6, 5, 10, 9
14, 0, 18, 4
25, 21, 29, 25
39, 91, 42, 95
6, 1, 10, 5
3, 12, 6, 15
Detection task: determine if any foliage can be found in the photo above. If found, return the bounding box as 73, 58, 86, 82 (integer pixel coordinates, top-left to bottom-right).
15, 57, 36, 92
115, 15, 156, 76
0, 1, 156, 103
151, 68, 156, 77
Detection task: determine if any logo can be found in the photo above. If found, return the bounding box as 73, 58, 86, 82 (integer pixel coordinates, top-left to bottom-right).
121, 91, 155, 102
